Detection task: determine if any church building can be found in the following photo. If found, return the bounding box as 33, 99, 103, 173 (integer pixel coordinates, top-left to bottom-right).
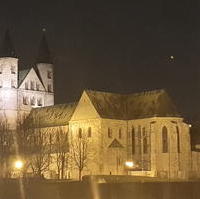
0, 31, 200, 181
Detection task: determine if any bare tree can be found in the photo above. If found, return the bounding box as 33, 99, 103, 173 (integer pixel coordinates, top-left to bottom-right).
29, 128, 51, 177
0, 115, 13, 178
54, 127, 69, 179
70, 135, 89, 181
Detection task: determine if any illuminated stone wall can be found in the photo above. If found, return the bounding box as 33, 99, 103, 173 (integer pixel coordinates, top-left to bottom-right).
0, 57, 54, 127
67, 91, 192, 180
0, 57, 18, 128
128, 117, 191, 179
36, 63, 54, 94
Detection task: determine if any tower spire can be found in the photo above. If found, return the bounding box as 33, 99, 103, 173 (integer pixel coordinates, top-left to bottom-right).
0, 29, 17, 58
37, 32, 52, 64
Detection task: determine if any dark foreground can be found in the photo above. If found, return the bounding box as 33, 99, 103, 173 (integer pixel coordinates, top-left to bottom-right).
1, 179, 200, 199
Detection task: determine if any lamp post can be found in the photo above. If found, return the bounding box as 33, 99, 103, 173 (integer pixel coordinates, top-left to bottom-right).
14, 160, 24, 178
125, 161, 134, 175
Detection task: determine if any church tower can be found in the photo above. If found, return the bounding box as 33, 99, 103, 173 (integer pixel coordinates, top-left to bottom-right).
35, 33, 54, 106
0, 30, 18, 127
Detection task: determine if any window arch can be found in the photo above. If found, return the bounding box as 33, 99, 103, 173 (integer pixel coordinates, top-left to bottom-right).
132, 127, 135, 155
162, 126, 168, 153
143, 137, 148, 154
176, 126, 180, 153
138, 125, 141, 154
119, 128, 122, 139
78, 128, 82, 138
88, 127, 92, 137
108, 128, 112, 138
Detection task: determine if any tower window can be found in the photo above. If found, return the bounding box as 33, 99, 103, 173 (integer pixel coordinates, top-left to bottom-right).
30, 81, 34, 90
108, 128, 112, 138
37, 98, 42, 106
48, 84, 52, 92
47, 71, 52, 79
25, 82, 29, 90
11, 66, 15, 74
88, 127, 92, 137
162, 126, 168, 153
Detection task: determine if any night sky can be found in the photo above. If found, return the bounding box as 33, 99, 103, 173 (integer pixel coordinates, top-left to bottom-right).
0, 0, 199, 120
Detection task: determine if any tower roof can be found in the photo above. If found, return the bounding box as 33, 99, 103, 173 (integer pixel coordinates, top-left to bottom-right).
36, 33, 52, 64
0, 30, 17, 58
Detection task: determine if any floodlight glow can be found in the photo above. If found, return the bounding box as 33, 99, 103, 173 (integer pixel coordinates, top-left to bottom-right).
125, 161, 134, 168
14, 160, 23, 169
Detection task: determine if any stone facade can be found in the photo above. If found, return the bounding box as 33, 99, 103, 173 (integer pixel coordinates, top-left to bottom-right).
26, 89, 198, 181
0, 31, 54, 127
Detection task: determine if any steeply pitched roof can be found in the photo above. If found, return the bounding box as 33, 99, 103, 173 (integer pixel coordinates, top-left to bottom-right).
0, 30, 17, 58
36, 33, 52, 64
27, 103, 77, 128
18, 69, 31, 86
86, 89, 179, 120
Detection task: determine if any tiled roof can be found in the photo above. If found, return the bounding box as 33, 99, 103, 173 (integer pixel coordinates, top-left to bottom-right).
86, 89, 179, 120
27, 103, 77, 128
18, 69, 31, 86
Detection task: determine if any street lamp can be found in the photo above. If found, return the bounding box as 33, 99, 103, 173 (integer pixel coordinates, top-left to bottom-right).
125, 161, 134, 168
14, 160, 24, 170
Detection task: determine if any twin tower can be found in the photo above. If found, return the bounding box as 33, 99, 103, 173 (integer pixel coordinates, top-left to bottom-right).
0, 30, 54, 128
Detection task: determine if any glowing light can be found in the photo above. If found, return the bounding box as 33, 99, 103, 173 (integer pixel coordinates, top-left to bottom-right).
125, 161, 134, 168
170, 56, 174, 59
189, 124, 192, 128
14, 160, 23, 169
42, 28, 46, 32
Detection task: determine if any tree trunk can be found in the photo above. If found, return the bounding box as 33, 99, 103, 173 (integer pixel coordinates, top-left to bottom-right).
79, 169, 82, 181
61, 158, 65, 179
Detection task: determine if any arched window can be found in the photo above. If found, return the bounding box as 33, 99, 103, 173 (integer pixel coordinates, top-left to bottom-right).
176, 126, 180, 153
162, 126, 168, 153
119, 128, 122, 139
31, 97, 35, 106
108, 128, 112, 138
142, 127, 148, 153
78, 128, 82, 138
138, 125, 141, 154
143, 137, 148, 154
88, 127, 92, 137
132, 127, 135, 155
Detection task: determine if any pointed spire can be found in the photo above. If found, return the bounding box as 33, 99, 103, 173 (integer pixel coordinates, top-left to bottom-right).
0, 29, 17, 58
37, 31, 52, 64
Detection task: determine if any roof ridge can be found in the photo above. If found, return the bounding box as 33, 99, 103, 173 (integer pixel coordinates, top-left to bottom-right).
86, 89, 166, 97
